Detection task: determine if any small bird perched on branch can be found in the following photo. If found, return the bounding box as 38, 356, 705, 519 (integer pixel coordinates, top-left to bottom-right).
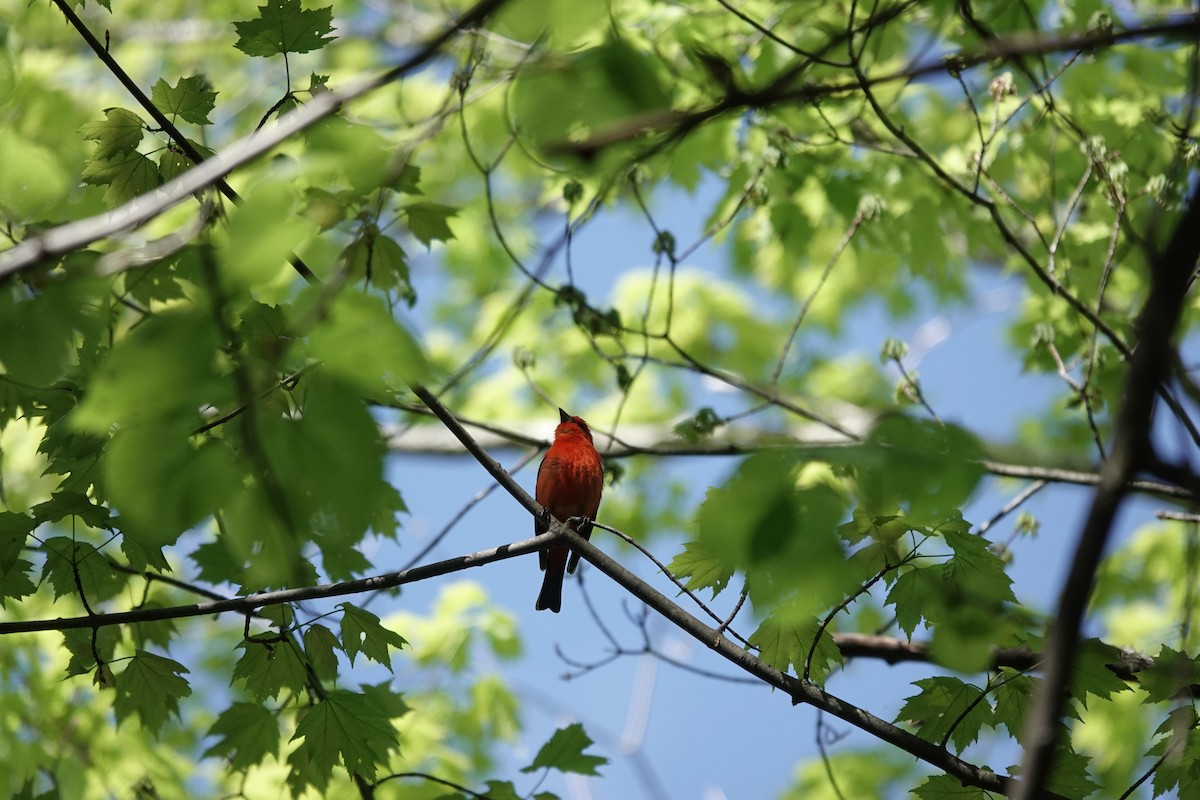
535, 408, 604, 612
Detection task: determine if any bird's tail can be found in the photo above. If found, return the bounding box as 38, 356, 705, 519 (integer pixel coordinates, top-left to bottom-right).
535, 556, 565, 613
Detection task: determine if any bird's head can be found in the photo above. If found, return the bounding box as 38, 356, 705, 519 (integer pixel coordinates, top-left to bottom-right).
556, 407, 595, 443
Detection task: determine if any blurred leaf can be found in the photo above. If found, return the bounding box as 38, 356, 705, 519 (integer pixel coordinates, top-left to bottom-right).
0, 128, 71, 219
105, 426, 240, 547
696, 451, 850, 609
72, 309, 226, 430
301, 288, 429, 396
220, 179, 315, 287
512, 34, 672, 149
403, 202, 458, 247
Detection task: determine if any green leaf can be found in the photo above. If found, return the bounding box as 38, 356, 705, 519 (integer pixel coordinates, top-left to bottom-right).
896, 676, 993, 753
31, 491, 113, 529
203, 702, 280, 770
288, 689, 402, 787
71, 310, 226, 430
0, 128, 71, 219
339, 602, 406, 669
912, 774, 989, 799
748, 602, 842, 684
512, 34, 672, 149
303, 623, 343, 681
695, 451, 850, 610
939, 522, 1017, 604
0, 276, 101, 387
1038, 748, 1101, 798
301, 288, 429, 397
39, 537, 123, 603
234, 0, 335, 57
402, 202, 458, 247
666, 540, 734, 598
843, 415, 986, 522
62, 626, 120, 678
220, 178, 315, 287
79, 107, 145, 159
151, 75, 217, 125
158, 148, 194, 182
191, 539, 246, 587
521, 723, 608, 776
105, 426, 240, 547
1149, 709, 1200, 798
480, 781, 523, 800
113, 650, 192, 733
885, 566, 942, 639
992, 668, 1037, 743
1139, 645, 1200, 703
340, 225, 414, 304
232, 640, 310, 701
673, 407, 724, 442
81, 149, 161, 208
0, 512, 36, 573
304, 115, 393, 193
253, 378, 396, 574
1071, 638, 1131, 706
120, 533, 171, 574
359, 682, 410, 720
0, 556, 35, 606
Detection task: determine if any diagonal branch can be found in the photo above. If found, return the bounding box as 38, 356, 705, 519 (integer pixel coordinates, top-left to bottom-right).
0, 531, 555, 635
410, 385, 1052, 798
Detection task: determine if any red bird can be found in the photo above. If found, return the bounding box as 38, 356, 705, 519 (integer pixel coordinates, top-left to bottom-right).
535, 408, 604, 612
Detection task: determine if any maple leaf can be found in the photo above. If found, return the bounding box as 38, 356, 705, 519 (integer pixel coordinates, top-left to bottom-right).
234, 0, 335, 57
521, 723, 608, 776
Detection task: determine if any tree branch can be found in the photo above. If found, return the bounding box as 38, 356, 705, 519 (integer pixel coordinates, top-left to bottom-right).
554, 14, 1200, 159
832, 633, 1165, 686
409, 385, 1051, 797
0, 531, 555, 635
1015, 166, 1200, 799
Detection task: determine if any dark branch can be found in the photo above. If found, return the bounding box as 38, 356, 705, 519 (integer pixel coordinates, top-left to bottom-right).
1015, 162, 1200, 799
0, 531, 555, 635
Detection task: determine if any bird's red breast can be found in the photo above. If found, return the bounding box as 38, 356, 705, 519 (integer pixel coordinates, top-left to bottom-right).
535, 409, 603, 612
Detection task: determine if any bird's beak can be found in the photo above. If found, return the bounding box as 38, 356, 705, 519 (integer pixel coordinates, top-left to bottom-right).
558, 408, 572, 423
